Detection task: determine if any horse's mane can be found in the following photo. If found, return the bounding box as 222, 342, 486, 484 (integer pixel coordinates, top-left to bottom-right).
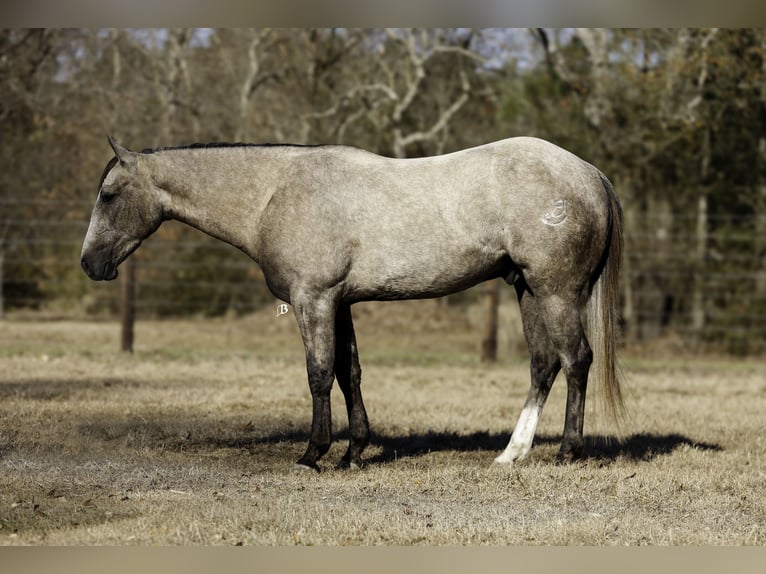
98, 142, 327, 191
140, 142, 325, 154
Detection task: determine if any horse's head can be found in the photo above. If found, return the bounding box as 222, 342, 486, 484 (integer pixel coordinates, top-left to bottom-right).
80, 136, 164, 281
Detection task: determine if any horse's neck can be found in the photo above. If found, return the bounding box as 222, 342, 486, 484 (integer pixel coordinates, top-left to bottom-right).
154, 150, 269, 260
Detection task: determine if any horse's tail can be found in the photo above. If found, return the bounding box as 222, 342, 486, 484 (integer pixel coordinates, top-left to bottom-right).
586, 171, 626, 423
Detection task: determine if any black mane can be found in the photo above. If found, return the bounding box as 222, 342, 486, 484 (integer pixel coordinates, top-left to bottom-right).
140, 142, 325, 154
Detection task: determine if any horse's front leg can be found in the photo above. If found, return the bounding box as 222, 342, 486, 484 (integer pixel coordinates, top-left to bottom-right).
292, 290, 339, 472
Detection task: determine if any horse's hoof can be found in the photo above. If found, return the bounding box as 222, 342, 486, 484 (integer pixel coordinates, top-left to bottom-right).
293, 462, 320, 473
336, 459, 363, 471
492, 456, 515, 470
554, 450, 583, 465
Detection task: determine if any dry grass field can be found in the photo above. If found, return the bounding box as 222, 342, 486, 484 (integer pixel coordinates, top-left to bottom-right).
0, 300, 764, 545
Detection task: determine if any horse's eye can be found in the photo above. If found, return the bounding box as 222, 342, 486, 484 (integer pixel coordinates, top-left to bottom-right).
100, 190, 118, 204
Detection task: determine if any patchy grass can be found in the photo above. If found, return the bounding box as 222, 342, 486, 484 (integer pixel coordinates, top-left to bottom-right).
0, 300, 764, 545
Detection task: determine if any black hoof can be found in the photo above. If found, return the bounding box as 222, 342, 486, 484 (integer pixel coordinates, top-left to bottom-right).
336, 458, 364, 471
555, 449, 583, 465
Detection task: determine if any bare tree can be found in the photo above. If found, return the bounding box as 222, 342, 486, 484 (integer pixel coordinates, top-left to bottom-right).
534, 28, 615, 129
757, 31, 766, 299
291, 29, 486, 156
148, 28, 199, 143
380, 29, 478, 157
663, 28, 719, 335
232, 29, 276, 142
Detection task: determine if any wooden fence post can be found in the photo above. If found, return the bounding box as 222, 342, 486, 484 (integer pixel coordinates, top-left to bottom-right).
0, 250, 4, 319
481, 278, 500, 362
0, 250, 4, 320
121, 256, 136, 352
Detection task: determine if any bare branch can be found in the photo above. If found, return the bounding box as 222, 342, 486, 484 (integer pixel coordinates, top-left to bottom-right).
386, 29, 426, 124
304, 83, 399, 123
574, 28, 612, 128
394, 70, 471, 156
432, 44, 487, 64
238, 32, 262, 138
532, 28, 581, 90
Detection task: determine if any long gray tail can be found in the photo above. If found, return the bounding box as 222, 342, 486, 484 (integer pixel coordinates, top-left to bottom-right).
586, 172, 626, 422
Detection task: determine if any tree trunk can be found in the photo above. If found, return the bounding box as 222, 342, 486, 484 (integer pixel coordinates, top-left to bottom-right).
691, 128, 710, 334
0, 250, 4, 319
755, 33, 766, 308
756, 138, 766, 298
481, 278, 500, 362
236, 31, 265, 142
617, 176, 635, 340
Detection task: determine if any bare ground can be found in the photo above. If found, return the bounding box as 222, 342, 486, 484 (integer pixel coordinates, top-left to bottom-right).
0, 300, 764, 545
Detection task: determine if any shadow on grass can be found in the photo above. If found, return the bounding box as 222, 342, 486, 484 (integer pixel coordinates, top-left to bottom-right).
579, 433, 722, 462
168, 426, 722, 467
361, 430, 722, 466
71, 409, 723, 468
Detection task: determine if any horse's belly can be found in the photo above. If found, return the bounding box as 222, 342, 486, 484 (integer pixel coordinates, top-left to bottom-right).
346, 243, 507, 302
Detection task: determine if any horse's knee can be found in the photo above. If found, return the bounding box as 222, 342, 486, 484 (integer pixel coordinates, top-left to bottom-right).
307, 354, 335, 393
308, 376, 333, 398
529, 350, 560, 388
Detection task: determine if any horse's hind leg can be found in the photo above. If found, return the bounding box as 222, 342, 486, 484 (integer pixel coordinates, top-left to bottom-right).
537, 293, 593, 462
334, 304, 370, 469
495, 284, 561, 465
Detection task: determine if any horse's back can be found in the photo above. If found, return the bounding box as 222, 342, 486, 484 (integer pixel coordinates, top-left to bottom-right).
260, 138, 612, 302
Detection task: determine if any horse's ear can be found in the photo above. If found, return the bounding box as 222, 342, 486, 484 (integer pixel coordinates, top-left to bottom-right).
107, 135, 137, 167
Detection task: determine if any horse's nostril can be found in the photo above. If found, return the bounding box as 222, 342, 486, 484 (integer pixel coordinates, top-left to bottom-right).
81, 257, 90, 275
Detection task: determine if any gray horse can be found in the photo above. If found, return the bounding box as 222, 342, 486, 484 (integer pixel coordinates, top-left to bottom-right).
81, 136, 624, 471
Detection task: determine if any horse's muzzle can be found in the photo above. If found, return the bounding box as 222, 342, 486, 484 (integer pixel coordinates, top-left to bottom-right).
81, 256, 118, 281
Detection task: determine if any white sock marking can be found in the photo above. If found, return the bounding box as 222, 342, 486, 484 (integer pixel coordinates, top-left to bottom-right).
495, 404, 541, 466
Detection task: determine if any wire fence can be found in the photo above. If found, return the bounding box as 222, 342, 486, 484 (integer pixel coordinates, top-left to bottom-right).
2, 197, 765, 352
